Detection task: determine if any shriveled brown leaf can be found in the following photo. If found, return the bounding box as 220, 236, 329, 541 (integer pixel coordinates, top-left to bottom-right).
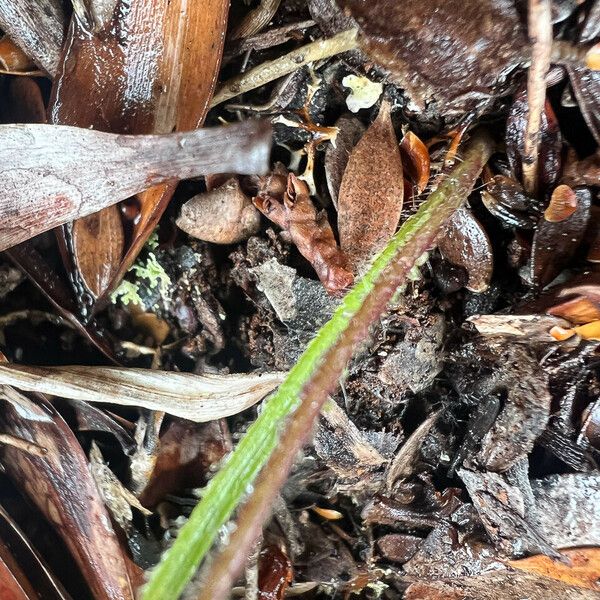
531, 188, 592, 288
177, 178, 261, 244
438, 206, 493, 292
254, 173, 354, 294
509, 548, 600, 591
340, 0, 525, 113
0, 389, 135, 600
0, 0, 65, 75
400, 130, 430, 194
337, 100, 403, 271
0, 121, 272, 252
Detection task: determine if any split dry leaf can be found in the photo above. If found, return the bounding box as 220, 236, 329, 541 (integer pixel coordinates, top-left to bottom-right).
337, 100, 404, 272
324, 114, 365, 208
400, 130, 431, 195
531, 188, 592, 288
438, 206, 493, 293
340, 0, 526, 113
509, 548, 600, 591
506, 86, 562, 194
0, 389, 135, 600
545, 184, 578, 222
0, 0, 65, 75
254, 173, 354, 294
176, 178, 261, 244
0, 120, 271, 252
50, 0, 230, 300
0, 364, 285, 422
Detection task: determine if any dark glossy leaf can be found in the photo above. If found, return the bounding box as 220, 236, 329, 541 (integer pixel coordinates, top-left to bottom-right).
568, 66, 600, 145
438, 207, 493, 292
531, 188, 592, 288
506, 85, 562, 193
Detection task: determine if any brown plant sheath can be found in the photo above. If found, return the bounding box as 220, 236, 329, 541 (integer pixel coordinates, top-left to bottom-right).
195, 130, 494, 600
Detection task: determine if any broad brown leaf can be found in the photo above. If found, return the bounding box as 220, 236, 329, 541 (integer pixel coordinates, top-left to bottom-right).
337, 100, 403, 272
0, 391, 135, 600
509, 548, 600, 591
50, 0, 229, 303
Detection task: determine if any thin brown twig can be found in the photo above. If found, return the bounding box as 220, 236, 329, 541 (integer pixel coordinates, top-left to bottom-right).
523, 0, 553, 196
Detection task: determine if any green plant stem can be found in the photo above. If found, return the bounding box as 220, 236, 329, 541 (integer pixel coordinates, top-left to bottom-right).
141, 130, 494, 600
209, 28, 358, 108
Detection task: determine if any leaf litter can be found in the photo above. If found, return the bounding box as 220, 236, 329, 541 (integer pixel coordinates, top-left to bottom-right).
0, 1, 599, 600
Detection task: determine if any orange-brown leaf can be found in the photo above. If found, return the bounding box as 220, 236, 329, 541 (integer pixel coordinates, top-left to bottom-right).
509, 547, 600, 591
545, 184, 578, 222
337, 99, 404, 272
400, 130, 430, 194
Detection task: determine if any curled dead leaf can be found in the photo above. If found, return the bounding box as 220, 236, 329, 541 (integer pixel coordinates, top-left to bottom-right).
254, 173, 354, 294
400, 130, 430, 195
438, 207, 493, 293
177, 178, 261, 244
0, 365, 285, 422
337, 100, 403, 272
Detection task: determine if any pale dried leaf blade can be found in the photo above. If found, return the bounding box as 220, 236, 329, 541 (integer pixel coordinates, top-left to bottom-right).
0, 365, 285, 422
0, 121, 271, 251
337, 99, 404, 272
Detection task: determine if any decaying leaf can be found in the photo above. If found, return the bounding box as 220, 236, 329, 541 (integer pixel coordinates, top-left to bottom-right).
562, 149, 600, 187
177, 178, 261, 244
400, 130, 430, 195
324, 114, 365, 208
337, 100, 403, 272
0, 0, 65, 75
468, 314, 570, 342
254, 172, 354, 294
0, 389, 135, 600
567, 66, 600, 145
0, 364, 285, 422
482, 175, 540, 229
438, 206, 493, 293
340, 0, 526, 113
531, 188, 592, 288
0, 120, 272, 252
509, 548, 600, 591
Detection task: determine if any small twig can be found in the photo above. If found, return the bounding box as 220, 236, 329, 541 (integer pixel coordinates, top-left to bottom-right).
523, 0, 553, 196
210, 28, 358, 108
142, 130, 494, 600
230, 0, 282, 40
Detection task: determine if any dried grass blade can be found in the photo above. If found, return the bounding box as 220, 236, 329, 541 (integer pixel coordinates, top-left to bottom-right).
0, 365, 285, 422
0, 120, 271, 251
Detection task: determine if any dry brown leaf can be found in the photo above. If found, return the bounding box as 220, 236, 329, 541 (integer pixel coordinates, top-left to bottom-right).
438, 206, 493, 292
545, 185, 578, 222
509, 548, 600, 591
177, 178, 261, 244
400, 130, 430, 194
0, 364, 285, 422
0, 35, 36, 72
548, 296, 600, 325
254, 173, 354, 294
337, 100, 403, 272
0, 121, 271, 252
